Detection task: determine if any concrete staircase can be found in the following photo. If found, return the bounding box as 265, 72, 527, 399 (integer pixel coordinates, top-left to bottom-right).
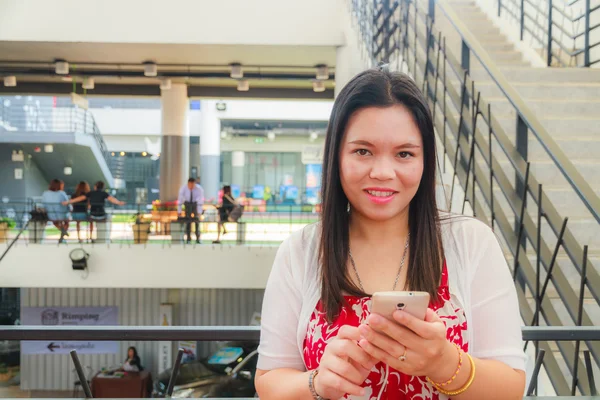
435, 0, 600, 272
429, 1, 600, 394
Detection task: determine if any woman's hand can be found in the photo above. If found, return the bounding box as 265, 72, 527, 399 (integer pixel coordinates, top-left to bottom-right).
357, 309, 458, 381
314, 325, 378, 399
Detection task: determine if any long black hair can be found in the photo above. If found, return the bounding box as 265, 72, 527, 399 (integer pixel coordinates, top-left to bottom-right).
319, 67, 444, 322
125, 346, 140, 363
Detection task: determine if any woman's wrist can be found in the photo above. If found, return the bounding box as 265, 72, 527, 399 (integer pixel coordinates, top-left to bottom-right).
426, 340, 460, 384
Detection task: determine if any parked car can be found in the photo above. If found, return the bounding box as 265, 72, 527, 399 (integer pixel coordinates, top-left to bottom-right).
153, 341, 258, 398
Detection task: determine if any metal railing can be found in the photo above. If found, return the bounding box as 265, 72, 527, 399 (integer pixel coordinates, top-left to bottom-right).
0, 200, 320, 247
349, 0, 600, 395
498, 0, 600, 66
0, 98, 112, 167
1, 325, 599, 397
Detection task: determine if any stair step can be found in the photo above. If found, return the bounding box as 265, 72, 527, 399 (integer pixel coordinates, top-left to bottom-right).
482, 98, 600, 118
469, 67, 600, 83
497, 117, 600, 137
470, 81, 600, 100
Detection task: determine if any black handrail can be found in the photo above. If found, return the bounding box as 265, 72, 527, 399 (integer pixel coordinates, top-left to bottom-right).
435, 0, 600, 225
0, 325, 597, 342
498, 0, 600, 66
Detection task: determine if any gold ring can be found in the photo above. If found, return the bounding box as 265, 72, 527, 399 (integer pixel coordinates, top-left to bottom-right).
399, 348, 408, 362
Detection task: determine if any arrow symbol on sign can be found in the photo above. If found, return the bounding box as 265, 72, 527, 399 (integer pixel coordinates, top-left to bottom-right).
47, 342, 60, 352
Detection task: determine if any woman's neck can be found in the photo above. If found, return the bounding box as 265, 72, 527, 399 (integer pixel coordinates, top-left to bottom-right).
349, 208, 410, 245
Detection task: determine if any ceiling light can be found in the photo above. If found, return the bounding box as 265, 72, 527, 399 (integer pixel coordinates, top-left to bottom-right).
312, 80, 326, 93
120, 151, 125, 156
160, 79, 171, 90
237, 79, 249, 92
44, 144, 54, 153
61, 76, 73, 82
267, 132, 276, 141
230, 63, 243, 79
64, 166, 73, 175
144, 62, 157, 77
142, 151, 147, 157
55, 61, 69, 75
111, 152, 115, 156
310, 132, 319, 142
3, 76, 16, 87
82, 77, 94, 90
316, 65, 329, 80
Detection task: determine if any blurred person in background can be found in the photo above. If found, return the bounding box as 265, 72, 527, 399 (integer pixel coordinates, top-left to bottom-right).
41, 179, 70, 243
71, 181, 91, 243
65, 181, 125, 241
177, 178, 204, 244
213, 185, 235, 244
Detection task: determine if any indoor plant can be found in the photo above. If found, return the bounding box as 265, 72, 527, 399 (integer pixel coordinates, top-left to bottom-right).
0, 217, 16, 243
132, 213, 152, 244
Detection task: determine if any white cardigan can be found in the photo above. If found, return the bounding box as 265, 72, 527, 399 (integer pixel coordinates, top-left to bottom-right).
257, 216, 526, 374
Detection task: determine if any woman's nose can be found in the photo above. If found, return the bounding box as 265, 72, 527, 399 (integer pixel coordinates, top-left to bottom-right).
369, 156, 396, 181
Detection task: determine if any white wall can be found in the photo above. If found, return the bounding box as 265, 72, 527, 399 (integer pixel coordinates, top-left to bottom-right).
203, 99, 333, 121
0, 0, 345, 46
221, 135, 325, 153
1, 244, 277, 289
92, 109, 161, 135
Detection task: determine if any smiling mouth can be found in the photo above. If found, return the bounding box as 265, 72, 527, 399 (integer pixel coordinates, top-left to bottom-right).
365, 190, 397, 197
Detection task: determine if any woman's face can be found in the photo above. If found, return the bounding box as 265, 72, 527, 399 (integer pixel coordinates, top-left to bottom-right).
128, 349, 134, 358
339, 105, 424, 222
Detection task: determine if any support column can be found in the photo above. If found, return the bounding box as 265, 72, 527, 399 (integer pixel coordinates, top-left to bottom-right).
231, 151, 245, 191
335, 5, 369, 96
189, 137, 200, 179
159, 84, 190, 202
199, 100, 221, 201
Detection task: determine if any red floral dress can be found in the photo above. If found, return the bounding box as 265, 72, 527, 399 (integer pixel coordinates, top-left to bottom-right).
303, 261, 468, 400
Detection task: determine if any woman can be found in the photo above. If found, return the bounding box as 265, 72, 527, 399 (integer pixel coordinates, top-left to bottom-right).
64, 181, 125, 241
255, 68, 526, 399
122, 346, 143, 372
213, 185, 235, 244
71, 181, 90, 243
41, 179, 70, 243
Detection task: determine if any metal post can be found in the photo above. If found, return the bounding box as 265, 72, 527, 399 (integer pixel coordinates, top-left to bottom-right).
70, 350, 93, 398
547, 0, 553, 66
498, 0, 502, 17
488, 104, 494, 230
166, 349, 185, 397
584, 350, 597, 395
516, 114, 528, 198
584, 0, 591, 66
520, 0, 525, 40
461, 40, 470, 73
572, 245, 589, 395
527, 349, 546, 396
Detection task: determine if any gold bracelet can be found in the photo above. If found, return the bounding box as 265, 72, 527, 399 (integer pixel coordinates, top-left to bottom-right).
426, 343, 463, 387
431, 352, 476, 396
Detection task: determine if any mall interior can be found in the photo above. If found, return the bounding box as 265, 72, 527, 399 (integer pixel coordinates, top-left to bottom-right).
0, 0, 599, 398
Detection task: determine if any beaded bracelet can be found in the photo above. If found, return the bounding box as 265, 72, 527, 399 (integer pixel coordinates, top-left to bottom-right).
426, 343, 463, 387
308, 369, 327, 400
431, 352, 476, 397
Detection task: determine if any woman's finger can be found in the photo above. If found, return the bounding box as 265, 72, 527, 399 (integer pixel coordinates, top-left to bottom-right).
322, 354, 367, 385
330, 339, 378, 373
358, 324, 405, 359
318, 367, 366, 397
358, 338, 406, 373
392, 309, 444, 339
366, 313, 421, 349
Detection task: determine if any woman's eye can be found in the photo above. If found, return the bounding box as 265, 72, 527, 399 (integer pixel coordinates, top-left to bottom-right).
355, 149, 371, 156
398, 152, 412, 159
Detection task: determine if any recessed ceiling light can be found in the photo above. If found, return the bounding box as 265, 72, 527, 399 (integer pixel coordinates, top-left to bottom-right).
55, 61, 69, 75
3, 76, 16, 87
82, 77, 95, 90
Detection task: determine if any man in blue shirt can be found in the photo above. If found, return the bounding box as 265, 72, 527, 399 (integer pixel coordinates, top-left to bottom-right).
177, 178, 204, 243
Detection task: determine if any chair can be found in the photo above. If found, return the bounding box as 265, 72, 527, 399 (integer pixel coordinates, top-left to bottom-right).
72, 365, 93, 398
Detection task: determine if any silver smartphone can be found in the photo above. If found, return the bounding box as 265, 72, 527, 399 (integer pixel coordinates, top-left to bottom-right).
371, 291, 430, 321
